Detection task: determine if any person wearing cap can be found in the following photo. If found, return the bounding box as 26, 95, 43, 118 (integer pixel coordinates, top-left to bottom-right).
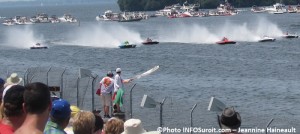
2, 73, 23, 99
0, 85, 26, 134
15, 82, 51, 134
113, 68, 132, 113
218, 107, 242, 134
44, 99, 71, 134
98, 71, 114, 118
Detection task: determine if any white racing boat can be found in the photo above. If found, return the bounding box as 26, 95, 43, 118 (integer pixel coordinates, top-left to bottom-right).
282, 32, 298, 38
30, 43, 48, 49
258, 36, 276, 42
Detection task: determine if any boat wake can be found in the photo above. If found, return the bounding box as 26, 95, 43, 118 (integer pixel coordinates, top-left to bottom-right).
2, 26, 44, 49
158, 17, 283, 44
64, 24, 143, 48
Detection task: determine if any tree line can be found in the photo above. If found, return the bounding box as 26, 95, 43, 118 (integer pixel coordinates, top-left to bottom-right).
117, 0, 300, 11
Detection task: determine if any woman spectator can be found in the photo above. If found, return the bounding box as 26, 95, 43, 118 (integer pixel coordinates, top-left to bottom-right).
104, 117, 124, 134
73, 111, 95, 134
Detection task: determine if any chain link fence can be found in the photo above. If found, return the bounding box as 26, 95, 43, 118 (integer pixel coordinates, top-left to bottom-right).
1, 67, 299, 134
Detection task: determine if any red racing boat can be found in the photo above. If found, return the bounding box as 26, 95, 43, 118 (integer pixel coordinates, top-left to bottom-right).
216, 37, 236, 45
142, 38, 159, 45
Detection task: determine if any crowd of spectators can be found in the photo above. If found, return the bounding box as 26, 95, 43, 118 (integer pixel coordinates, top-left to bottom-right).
0, 72, 242, 134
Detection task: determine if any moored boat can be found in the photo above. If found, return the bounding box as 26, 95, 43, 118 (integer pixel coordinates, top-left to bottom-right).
265, 3, 287, 14
251, 5, 266, 13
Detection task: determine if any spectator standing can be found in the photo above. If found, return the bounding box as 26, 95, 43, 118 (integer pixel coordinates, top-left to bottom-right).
73, 111, 95, 134
218, 107, 242, 134
99, 71, 114, 118
14, 82, 51, 134
104, 117, 124, 134
0, 78, 5, 104
93, 114, 104, 134
0, 85, 25, 134
2, 73, 22, 99
44, 99, 71, 134
121, 118, 161, 134
64, 105, 81, 134
113, 68, 132, 113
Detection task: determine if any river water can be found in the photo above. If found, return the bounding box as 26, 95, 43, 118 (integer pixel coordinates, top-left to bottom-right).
0, 2, 299, 133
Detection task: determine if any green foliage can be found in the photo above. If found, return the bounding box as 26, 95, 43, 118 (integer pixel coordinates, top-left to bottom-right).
117, 0, 300, 11
200, 0, 220, 9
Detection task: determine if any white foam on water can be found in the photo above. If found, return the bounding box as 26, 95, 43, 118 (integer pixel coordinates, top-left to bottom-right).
65, 23, 143, 48
158, 17, 283, 44
3, 26, 44, 49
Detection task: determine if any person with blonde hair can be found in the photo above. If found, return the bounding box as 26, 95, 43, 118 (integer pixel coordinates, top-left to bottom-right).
104, 117, 124, 134
64, 105, 81, 134
73, 111, 95, 134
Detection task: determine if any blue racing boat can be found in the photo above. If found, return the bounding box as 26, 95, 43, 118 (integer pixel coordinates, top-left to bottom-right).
119, 41, 136, 49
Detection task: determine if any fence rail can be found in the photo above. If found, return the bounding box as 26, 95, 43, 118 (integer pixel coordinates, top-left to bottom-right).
1, 67, 299, 134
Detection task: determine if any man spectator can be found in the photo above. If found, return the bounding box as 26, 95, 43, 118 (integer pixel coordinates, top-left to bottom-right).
113, 68, 132, 113
93, 114, 104, 134
44, 99, 71, 134
218, 107, 242, 134
99, 71, 114, 118
0, 85, 26, 134
14, 82, 51, 134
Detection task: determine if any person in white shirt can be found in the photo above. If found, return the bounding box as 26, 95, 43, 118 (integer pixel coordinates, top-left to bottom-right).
113, 68, 132, 113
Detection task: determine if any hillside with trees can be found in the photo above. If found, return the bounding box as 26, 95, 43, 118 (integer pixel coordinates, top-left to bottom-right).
117, 0, 300, 11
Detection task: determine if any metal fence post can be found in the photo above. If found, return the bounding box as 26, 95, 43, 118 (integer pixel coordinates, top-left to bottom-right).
265, 118, 274, 134
46, 67, 52, 86
191, 104, 197, 134
91, 75, 98, 111
129, 83, 137, 118
29, 67, 39, 83
76, 77, 80, 107
60, 68, 66, 99
160, 97, 166, 127
23, 68, 29, 86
